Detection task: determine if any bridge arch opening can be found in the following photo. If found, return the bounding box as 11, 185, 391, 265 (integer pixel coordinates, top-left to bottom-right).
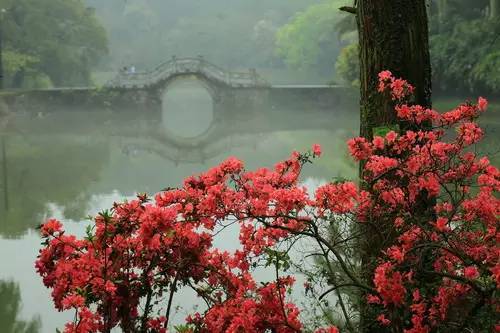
161, 76, 215, 139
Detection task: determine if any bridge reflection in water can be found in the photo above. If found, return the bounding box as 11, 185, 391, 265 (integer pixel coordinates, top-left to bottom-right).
0, 91, 358, 239
113, 100, 356, 166
0, 95, 358, 332
0, 57, 358, 167
3, 74, 357, 166
161, 79, 215, 139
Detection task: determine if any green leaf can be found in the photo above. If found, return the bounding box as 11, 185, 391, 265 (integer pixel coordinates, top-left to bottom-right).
372, 124, 400, 138
174, 324, 196, 333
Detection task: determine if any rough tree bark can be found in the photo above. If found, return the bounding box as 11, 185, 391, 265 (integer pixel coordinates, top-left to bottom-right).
357, 1, 432, 141
355, 1, 432, 332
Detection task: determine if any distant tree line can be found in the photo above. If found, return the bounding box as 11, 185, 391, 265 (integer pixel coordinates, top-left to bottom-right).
0, 0, 107, 88
2, 0, 496, 91
430, 0, 500, 94
312, 0, 500, 95
85, 0, 318, 76
277, 0, 500, 94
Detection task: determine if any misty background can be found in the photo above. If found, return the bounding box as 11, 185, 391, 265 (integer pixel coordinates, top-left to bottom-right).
0, 0, 497, 93
0, 1, 499, 332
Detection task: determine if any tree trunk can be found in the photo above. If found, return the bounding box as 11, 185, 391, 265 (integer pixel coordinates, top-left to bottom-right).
491, 0, 499, 19
357, 0, 431, 141
437, 0, 448, 29
2, 136, 8, 212
12, 69, 25, 89
356, 1, 432, 332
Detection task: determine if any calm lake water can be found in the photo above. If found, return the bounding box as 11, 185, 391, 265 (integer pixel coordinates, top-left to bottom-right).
0, 80, 360, 332
0, 81, 498, 332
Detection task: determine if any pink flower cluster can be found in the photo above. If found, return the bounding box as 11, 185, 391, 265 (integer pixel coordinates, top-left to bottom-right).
36, 147, 340, 333
36, 72, 499, 332
358, 71, 499, 332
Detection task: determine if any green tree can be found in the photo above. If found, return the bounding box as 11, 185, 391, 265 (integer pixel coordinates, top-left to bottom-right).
332, 0, 500, 94
429, 0, 500, 94
431, 19, 500, 93
0, 0, 108, 88
86, 0, 313, 71
335, 43, 359, 86
490, 0, 499, 18
275, 1, 345, 76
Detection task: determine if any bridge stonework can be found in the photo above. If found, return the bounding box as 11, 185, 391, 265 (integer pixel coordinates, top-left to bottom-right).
104, 57, 272, 116
0, 58, 356, 115
105, 57, 269, 90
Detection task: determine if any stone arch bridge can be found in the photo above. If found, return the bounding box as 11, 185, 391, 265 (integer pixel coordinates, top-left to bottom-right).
105, 56, 270, 90
104, 56, 270, 109
0, 57, 356, 115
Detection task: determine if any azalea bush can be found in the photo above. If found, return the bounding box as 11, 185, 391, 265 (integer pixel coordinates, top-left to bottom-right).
36, 72, 499, 333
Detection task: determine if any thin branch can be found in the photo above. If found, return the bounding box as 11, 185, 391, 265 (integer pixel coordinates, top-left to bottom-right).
255, 216, 373, 292
274, 261, 300, 333
140, 288, 154, 333
164, 274, 179, 329
339, 6, 357, 14
140, 258, 158, 333
315, 239, 356, 333
318, 283, 362, 301
422, 270, 486, 294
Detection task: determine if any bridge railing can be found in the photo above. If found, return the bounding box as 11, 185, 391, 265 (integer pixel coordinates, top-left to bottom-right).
105, 57, 269, 89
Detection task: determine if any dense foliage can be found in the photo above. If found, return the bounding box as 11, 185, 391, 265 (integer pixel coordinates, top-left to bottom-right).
358, 71, 498, 332
4, 0, 496, 89
36, 73, 499, 332
334, 43, 358, 87
85, 0, 314, 73
0, 0, 108, 88
278, 0, 500, 93
275, 0, 344, 77
430, 1, 500, 94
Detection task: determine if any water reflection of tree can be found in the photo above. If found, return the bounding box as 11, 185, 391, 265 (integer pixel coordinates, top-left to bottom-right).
0, 280, 40, 333
0, 135, 109, 238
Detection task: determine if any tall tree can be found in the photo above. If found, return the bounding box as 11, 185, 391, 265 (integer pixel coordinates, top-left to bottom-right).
275, 0, 345, 76
491, 0, 499, 18
0, 0, 107, 88
351, 1, 432, 332
437, 0, 449, 27
356, 1, 432, 141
